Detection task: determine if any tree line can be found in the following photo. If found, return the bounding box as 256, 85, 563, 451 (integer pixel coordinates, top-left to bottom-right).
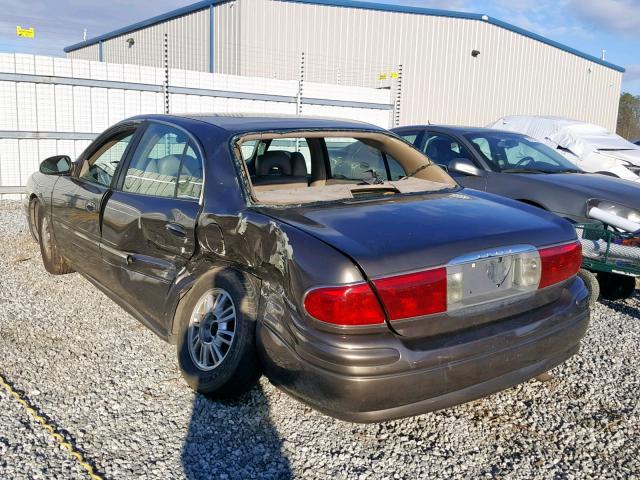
617, 93, 640, 141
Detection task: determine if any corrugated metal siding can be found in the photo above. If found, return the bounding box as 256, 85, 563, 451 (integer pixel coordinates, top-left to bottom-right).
65, 0, 623, 129
213, 2, 240, 75
234, 0, 622, 129
79, 8, 211, 71
67, 43, 100, 62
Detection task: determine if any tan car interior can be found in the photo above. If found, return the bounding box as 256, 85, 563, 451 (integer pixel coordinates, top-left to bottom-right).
235, 131, 457, 204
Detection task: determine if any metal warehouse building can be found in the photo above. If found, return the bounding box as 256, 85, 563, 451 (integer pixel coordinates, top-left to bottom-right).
64, 0, 625, 129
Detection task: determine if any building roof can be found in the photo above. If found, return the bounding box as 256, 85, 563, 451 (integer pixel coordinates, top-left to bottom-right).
64, 0, 625, 73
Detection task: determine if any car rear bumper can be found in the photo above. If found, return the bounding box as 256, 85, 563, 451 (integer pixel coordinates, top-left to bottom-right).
257, 277, 590, 423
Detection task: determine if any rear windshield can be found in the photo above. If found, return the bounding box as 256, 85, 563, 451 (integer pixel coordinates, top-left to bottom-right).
234, 131, 457, 205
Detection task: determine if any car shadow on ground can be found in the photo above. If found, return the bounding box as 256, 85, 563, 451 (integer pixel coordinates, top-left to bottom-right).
600, 293, 640, 318
180, 271, 292, 479
181, 383, 291, 479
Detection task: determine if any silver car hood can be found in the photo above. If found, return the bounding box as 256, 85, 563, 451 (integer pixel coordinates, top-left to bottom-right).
598, 149, 640, 166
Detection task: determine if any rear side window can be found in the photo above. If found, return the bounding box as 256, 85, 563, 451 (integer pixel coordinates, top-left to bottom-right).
122, 123, 203, 199
240, 140, 258, 160
386, 154, 407, 180
325, 138, 405, 182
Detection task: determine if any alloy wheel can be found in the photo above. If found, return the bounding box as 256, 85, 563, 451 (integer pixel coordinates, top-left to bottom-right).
187, 288, 237, 371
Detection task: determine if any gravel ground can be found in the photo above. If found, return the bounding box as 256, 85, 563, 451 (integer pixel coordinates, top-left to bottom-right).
0, 199, 638, 479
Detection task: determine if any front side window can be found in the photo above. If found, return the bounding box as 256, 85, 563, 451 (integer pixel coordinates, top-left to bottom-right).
79, 131, 134, 187
464, 133, 580, 173
422, 133, 474, 168
470, 137, 492, 161
122, 123, 203, 199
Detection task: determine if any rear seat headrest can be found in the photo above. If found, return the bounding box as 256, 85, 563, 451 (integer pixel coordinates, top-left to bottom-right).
156, 155, 182, 177
256, 151, 292, 176
289, 152, 308, 177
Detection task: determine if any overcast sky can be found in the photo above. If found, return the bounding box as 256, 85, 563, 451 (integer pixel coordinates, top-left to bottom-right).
0, 0, 638, 94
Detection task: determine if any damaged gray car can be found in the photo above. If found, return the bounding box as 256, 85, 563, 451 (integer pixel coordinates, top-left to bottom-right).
26, 114, 588, 422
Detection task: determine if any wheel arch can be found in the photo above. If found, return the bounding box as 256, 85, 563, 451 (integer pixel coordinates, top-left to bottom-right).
28, 194, 41, 241
167, 261, 262, 343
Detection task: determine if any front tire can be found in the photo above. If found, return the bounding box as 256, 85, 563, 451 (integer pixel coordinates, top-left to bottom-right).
176, 269, 261, 398
38, 207, 74, 275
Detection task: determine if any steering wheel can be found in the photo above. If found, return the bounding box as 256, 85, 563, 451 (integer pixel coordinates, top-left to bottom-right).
514, 156, 535, 168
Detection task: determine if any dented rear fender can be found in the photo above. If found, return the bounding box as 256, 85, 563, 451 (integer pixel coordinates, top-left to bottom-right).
167, 208, 369, 341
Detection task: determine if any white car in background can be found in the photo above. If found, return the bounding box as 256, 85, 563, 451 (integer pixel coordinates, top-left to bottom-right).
488, 116, 640, 182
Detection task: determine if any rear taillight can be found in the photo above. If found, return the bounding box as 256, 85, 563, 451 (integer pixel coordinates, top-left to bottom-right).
373, 268, 447, 320
539, 241, 582, 288
304, 242, 581, 326
303, 283, 385, 326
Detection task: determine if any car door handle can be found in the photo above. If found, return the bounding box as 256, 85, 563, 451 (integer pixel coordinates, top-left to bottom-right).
85, 201, 96, 212
165, 223, 186, 238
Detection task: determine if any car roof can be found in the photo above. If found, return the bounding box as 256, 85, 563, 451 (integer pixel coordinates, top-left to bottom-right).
392, 125, 518, 135
129, 113, 383, 134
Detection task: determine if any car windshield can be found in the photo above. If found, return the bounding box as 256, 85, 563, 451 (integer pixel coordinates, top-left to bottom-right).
236, 131, 458, 205
464, 132, 581, 173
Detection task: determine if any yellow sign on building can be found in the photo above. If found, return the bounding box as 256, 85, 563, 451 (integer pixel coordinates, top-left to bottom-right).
378, 72, 400, 81
16, 26, 35, 38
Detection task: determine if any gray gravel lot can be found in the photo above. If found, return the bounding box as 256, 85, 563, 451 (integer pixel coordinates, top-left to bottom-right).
0, 199, 639, 479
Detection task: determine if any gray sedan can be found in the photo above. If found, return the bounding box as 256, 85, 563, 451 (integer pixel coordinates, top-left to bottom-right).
391, 125, 640, 222
392, 125, 640, 300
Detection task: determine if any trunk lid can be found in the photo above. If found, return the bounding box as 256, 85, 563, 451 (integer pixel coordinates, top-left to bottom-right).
258, 189, 579, 338
258, 189, 576, 279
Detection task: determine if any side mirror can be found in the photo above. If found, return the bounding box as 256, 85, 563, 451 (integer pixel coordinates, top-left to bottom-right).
449, 158, 483, 177
39, 155, 72, 175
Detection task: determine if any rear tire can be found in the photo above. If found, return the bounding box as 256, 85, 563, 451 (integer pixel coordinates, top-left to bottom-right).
176, 269, 261, 398
578, 269, 599, 307
37, 207, 74, 275
598, 272, 636, 301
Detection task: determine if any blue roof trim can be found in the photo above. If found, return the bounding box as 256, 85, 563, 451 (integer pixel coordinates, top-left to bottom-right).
63, 0, 228, 53
283, 0, 487, 20
64, 0, 625, 73
488, 17, 625, 73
